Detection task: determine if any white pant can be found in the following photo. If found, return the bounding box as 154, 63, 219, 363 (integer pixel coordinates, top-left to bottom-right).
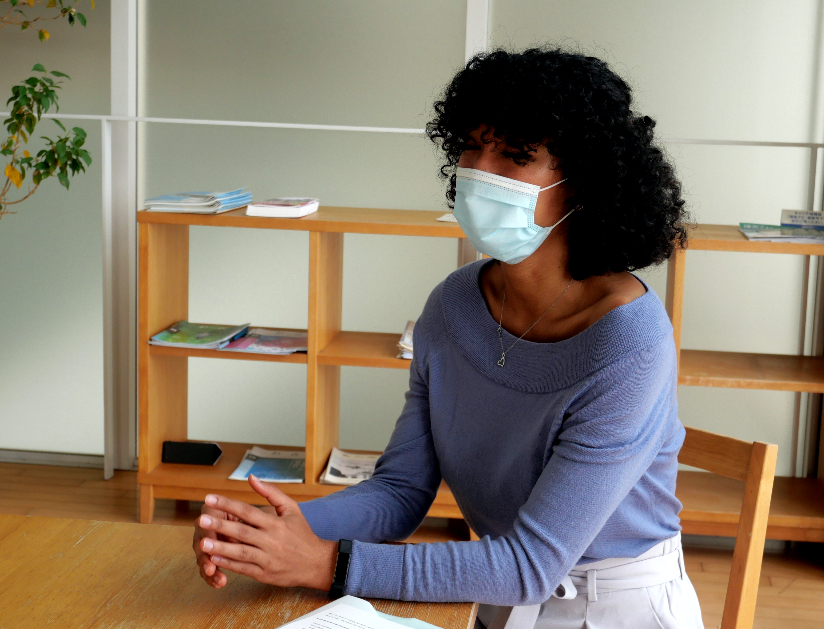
476, 535, 704, 629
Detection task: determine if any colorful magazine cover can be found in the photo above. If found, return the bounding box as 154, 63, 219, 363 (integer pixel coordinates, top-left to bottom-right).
229, 447, 305, 483
222, 328, 308, 355
149, 321, 250, 349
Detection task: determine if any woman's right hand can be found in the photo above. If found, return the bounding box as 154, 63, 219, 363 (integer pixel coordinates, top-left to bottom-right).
193, 503, 279, 588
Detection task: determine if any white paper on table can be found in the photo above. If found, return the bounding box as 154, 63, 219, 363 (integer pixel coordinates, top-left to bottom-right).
281, 596, 442, 629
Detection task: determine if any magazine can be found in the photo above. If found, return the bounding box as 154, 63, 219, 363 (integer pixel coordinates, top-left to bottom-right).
229, 447, 305, 483
149, 321, 250, 350
222, 328, 308, 355
320, 447, 380, 486
781, 209, 824, 230
397, 320, 414, 359
281, 595, 441, 629
739, 223, 824, 243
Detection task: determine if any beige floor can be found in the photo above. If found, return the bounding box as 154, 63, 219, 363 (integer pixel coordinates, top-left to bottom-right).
2, 461, 823, 629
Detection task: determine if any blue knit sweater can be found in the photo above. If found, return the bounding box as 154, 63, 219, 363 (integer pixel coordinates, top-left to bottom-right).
300, 260, 683, 605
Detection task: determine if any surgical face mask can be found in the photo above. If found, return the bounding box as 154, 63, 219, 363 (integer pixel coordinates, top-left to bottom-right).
453, 167, 577, 264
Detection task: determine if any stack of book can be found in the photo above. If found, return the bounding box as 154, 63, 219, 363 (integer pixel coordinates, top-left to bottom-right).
739, 210, 824, 243
397, 320, 414, 359
143, 188, 252, 214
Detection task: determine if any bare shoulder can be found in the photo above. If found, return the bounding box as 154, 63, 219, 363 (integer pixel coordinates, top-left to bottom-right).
580, 272, 648, 324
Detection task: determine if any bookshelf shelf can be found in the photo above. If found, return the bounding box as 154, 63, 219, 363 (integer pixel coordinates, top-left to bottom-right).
686, 223, 824, 255
149, 344, 309, 364
318, 331, 411, 369
138, 206, 464, 238
677, 471, 824, 542
138, 209, 824, 542
678, 349, 824, 392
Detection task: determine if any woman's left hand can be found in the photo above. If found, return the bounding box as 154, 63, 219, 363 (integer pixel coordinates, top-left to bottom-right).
197, 474, 338, 591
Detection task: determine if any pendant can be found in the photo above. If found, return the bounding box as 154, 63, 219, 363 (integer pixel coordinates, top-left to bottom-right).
497, 354, 506, 367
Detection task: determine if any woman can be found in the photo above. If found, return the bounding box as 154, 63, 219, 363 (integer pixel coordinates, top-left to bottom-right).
193, 47, 703, 628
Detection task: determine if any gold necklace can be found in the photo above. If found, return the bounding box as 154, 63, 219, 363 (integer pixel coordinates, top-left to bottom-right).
496, 278, 573, 367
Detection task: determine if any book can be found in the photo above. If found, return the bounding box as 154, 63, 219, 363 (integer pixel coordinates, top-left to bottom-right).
739, 223, 824, 243
282, 595, 442, 629
245, 197, 319, 218
320, 447, 380, 486
228, 447, 305, 483
221, 328, 308, 355
143, 188, 253, 214
781, 209, 824, 230
397, 320, 414, 359
149, 321, 250, 350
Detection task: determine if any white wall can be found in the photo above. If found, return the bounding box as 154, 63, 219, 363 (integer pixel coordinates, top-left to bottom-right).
0, 3, 110, 454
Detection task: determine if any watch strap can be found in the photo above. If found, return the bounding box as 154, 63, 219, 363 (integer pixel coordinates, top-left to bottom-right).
329, 539, 353, 599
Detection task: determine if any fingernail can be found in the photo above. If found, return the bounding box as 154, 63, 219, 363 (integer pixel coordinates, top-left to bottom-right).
200, 515, 212, 527
249, 474, 258, 482
213, 556, 222, 562
203, 539, 213, 551
205, 495, 217, 506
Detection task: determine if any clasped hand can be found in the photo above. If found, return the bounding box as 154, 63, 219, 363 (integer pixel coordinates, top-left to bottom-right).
192, 474, 337, 590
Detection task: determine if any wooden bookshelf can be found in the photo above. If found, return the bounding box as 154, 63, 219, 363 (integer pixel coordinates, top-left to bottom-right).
137, 208, 463, 525
137, 208, 824, 543
668, 224, 824, 542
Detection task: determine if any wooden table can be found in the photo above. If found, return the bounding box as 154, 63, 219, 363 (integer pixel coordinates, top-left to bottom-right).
0, 515, 477, 628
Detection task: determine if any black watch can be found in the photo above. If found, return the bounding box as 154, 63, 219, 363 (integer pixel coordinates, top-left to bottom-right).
329, 539, 353, 599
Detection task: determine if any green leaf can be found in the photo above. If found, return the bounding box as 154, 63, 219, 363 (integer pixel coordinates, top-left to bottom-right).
53, 119, 66, 132
58, 171, 69, 189
24, 77, 39, 87
71, 127, 86, 139
50, 71, 70, 79
32, 63, 46, 73
78, 149, 92, 166
33, 171, 42, 186
76, 12, 86, 27
10, 0, 18, 8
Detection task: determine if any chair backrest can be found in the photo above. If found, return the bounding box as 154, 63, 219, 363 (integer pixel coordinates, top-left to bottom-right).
679, 426, 778, 629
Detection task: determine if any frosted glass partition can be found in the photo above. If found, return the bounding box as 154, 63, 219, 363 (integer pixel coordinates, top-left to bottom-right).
489, 0, 822, 142
0, 5, 110, 454
139, 0, 465, 447
140, 0, 465, 126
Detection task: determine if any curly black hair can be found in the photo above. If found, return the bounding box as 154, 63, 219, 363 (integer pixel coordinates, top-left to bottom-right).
426, 47, 688, 280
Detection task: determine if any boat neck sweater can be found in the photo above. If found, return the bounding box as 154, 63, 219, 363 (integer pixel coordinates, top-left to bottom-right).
299, 259, 684, 605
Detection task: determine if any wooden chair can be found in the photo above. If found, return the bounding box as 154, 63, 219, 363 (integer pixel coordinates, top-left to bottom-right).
679, 426, 778, 629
